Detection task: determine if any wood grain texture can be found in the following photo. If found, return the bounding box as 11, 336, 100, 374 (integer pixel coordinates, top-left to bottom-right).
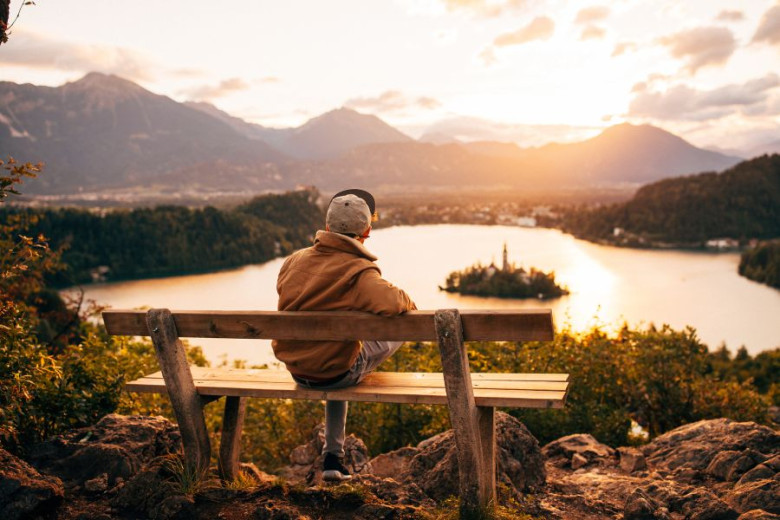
147, 309, 211, 474
478, 406, 496, 507
136, 368, 569, 391
218, 396, 246, 482
103, 309, 554, 341
435, 309, 489, 514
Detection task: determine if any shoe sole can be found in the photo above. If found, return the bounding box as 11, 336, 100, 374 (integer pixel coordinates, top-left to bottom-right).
322, 470, 353, 482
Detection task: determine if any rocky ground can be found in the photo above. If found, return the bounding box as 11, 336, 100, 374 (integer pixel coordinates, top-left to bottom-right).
1, 413, 778, 519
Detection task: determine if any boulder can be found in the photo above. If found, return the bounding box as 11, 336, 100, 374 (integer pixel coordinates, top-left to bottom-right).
624, 488, 669, 520
369, 446, 418, 479
738, 510, 780, 520
542, 433, 616, 468
406, 412, 545, 501
643, 419, 779, 478
0, 448, 64, 520
619, 447, 648, 473
672, 489, 738, 520
707, 450, 766, 482
727, 479, 780, 514
29, 414, 181, 487
278, 423, 372, 484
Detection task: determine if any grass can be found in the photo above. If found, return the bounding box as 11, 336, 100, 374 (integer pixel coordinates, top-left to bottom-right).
161, 454, 218, 496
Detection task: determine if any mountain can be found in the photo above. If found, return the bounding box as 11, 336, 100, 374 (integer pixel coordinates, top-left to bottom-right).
0, 74, 746, 195
184, 101, 293, 148
466, 124, 741, 185
0, 73, 286, 193
182, 103, 412, 160
279, 107, 413, 159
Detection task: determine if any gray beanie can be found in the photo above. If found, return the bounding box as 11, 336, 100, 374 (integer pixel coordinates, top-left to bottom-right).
326, 194, 372, 236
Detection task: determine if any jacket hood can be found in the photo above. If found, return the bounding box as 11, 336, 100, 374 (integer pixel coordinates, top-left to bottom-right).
314, 230, 378, 262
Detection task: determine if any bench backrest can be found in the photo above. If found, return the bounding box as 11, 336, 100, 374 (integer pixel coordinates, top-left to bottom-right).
102, 309, 554, 341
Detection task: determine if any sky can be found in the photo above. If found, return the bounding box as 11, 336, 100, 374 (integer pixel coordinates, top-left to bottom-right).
1, 0, 779, 150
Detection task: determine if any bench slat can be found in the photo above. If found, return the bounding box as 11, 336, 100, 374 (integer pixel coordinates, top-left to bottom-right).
103, 309, 554, 342
136, 368, 569, 390
127, 377, 566, 408
126, 368, 569, 409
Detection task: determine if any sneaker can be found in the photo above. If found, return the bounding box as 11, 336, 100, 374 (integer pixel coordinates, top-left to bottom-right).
322, 452, 352, 482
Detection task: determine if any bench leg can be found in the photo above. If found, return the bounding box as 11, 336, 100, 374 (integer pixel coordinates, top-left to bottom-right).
218, 396, 247, 482
147, 309, 211, 475
435, 309, 495, 516
478, 406, 496, 506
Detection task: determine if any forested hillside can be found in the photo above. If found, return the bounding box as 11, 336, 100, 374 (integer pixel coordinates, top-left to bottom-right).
740, 240, 780, 289
562, 154, 780, 245
4, 190, 323, 285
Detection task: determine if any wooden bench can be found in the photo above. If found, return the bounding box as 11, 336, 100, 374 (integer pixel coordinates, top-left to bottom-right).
103, 308, 568, 515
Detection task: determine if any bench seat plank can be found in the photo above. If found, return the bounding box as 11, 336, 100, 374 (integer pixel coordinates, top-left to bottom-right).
103, 309, 554, 342
126, 368, 569, 409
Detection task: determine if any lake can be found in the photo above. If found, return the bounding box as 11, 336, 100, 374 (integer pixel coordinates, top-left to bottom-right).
75, 225, 780, 365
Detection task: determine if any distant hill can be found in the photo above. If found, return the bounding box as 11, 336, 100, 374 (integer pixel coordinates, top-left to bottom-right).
0, 73, 287, 193
561, 154, 780, 245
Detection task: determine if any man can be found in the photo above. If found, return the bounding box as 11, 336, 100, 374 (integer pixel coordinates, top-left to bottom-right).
272, 188, 416, 482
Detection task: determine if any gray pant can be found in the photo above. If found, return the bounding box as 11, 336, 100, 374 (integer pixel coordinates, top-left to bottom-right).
293, 340, 403, 457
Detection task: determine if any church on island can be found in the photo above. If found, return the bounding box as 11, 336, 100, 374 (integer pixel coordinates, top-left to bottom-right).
440, 243, 569, 300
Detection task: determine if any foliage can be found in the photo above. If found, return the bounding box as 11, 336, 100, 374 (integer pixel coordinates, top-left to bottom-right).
739, 240, 780, 288
161, 453, 219, 496
561, 154, 780, 245
2, 189, 324, 285
442, 262, 568, 299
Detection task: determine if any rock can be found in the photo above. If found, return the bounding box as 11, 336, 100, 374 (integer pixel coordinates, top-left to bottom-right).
624, 488, 669, 520
738, 510, 780, 520
353, 474, 434, 507
278, 423, 372, 484
736, 464, 775, 486
644, 419, 780, 477
0, 448, 64, 520
571, 453, 588, 469
369, 446, 418, 479
353, 503, 420, 519
542, 433, 617, 467
708, 450, 767, 482
29, 414, 181, 487
673, 488, 738, 520
84, 473, 109, 493
406, 412, 545, 501
254, 500, 309, 520
240, 462, 277, 485
727, 479, 780, 514
619, 447, 648, 473
110, 463, 176, 517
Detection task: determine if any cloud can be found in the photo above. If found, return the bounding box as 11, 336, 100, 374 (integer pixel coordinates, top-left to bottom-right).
752, 4, 780, 46
574, 6, 610, 25
0, 30, 154, 81
581, 25, 606, 40
628, 73, 780, 121
344, 90, 442, 113
612, 41, 638, 56
418, 116, 600, 146
658, 26, 736, 74
715, 10, 744, 22
493, 16, 555, 46
182, 78, 251, 100
479, 46, 498, 65
439, 0, 526, 17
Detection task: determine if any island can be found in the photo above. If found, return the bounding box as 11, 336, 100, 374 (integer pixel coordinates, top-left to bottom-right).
440, 244, 569, 299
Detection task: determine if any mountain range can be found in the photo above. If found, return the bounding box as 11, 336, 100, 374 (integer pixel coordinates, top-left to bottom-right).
0, 73, 744, 195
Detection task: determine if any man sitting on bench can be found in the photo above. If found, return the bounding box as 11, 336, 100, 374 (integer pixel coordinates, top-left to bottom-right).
271, 188, 417, 482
